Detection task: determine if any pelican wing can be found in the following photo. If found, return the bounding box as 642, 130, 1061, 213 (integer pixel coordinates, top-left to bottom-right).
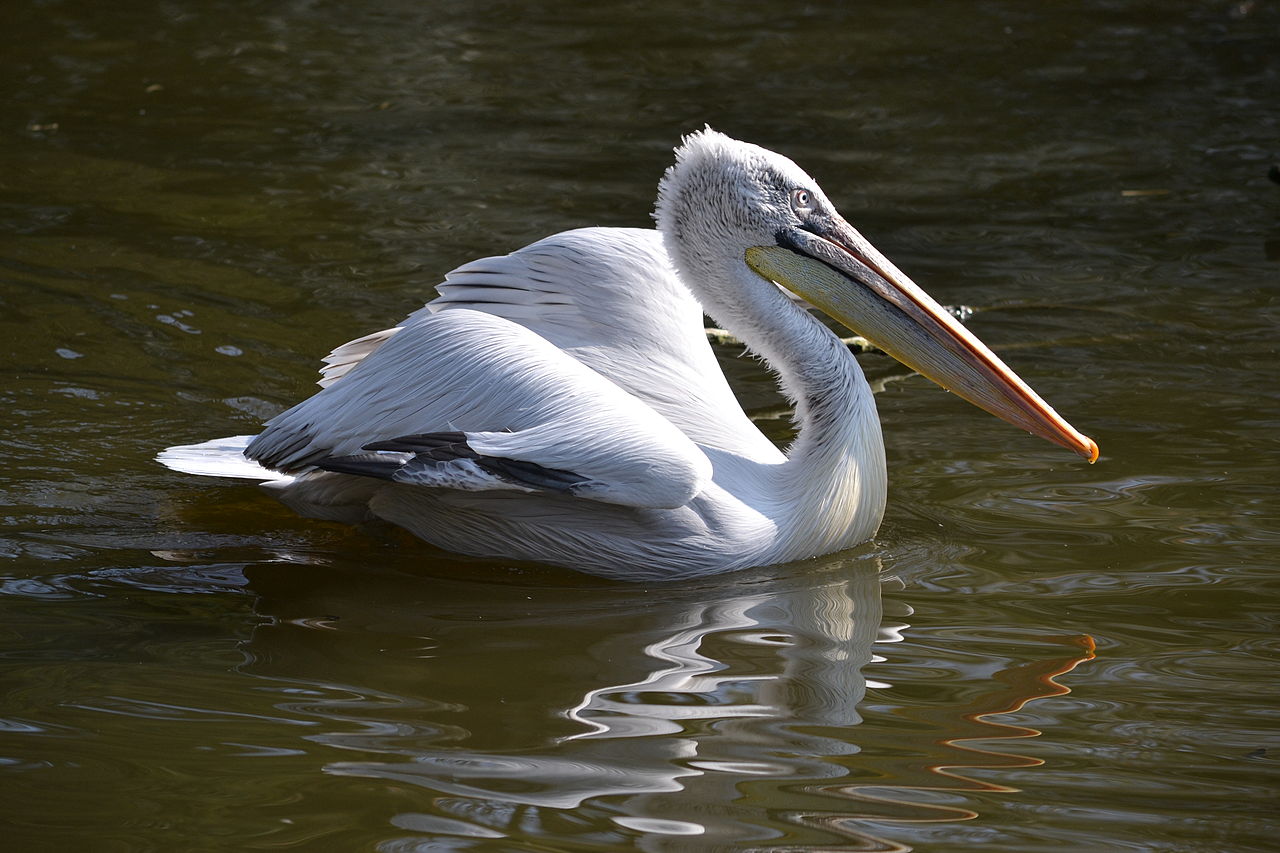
245, 308, 712, 510
315, 228, 781, 462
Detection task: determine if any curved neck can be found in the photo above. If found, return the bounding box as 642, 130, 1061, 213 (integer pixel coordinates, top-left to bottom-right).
693, 259, 889, 557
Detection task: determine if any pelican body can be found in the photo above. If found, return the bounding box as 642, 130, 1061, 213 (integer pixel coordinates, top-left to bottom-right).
160, 131, 1096, 580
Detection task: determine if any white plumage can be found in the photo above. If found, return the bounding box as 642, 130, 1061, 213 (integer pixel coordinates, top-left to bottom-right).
160, 130, 1096, 580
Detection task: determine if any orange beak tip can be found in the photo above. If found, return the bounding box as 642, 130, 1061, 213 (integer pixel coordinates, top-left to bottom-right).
1082, 437, 1100, 464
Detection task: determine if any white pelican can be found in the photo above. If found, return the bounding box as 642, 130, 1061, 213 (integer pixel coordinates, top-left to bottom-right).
160, 130, 1097, 579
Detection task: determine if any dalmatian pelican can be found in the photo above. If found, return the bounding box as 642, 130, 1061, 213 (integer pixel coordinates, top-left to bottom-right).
160, 129, 1097, 579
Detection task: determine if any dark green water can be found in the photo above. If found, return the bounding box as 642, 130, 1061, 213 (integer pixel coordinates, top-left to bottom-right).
2, 1, 1277, 850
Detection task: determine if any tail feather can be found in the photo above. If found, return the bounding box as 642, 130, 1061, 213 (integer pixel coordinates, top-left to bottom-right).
157, 436, 293, 483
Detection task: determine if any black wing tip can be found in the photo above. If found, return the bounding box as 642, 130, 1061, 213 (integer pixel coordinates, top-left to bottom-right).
319, 431, 589, 493
314, 455, 404, 480
473, 457, 587, 492
364, 432, 475, 460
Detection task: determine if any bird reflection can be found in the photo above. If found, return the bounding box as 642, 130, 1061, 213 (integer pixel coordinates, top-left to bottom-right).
229, 557, 1090, 851
835, 633, 1096, 825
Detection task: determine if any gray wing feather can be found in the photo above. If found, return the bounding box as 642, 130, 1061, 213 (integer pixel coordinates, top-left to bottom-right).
246, 307, 712, 510
317, 327, 402, 388
433, 227, 782, 461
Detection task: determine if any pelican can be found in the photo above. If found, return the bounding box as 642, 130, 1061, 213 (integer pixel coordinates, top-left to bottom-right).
159, 130, 1097, 580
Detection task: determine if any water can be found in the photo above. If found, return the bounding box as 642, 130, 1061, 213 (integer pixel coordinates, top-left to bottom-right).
2, 0, 1277, 850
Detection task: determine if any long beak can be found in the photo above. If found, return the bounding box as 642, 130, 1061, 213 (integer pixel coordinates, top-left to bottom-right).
746, 218, 1099, 462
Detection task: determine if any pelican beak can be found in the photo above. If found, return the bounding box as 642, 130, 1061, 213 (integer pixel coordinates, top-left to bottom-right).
746, 219, 1099, 462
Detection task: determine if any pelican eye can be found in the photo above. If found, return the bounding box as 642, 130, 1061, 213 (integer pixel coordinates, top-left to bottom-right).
790, 188, 814, 214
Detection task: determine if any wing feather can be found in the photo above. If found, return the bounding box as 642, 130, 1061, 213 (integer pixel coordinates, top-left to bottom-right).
433, 227, 782, 461
291, 227, 783, 512
246, 308, 712, 510
317, 327, 402, 388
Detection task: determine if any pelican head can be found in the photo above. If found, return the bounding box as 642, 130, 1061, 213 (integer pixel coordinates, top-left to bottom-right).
655, 128, 1098, 462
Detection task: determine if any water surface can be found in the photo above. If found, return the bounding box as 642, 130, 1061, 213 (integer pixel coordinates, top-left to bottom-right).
2, 1, 1277, 850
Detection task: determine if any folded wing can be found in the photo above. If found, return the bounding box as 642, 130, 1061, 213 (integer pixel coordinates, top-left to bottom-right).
312, 227, 782, 462
245, 308, 713, 510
